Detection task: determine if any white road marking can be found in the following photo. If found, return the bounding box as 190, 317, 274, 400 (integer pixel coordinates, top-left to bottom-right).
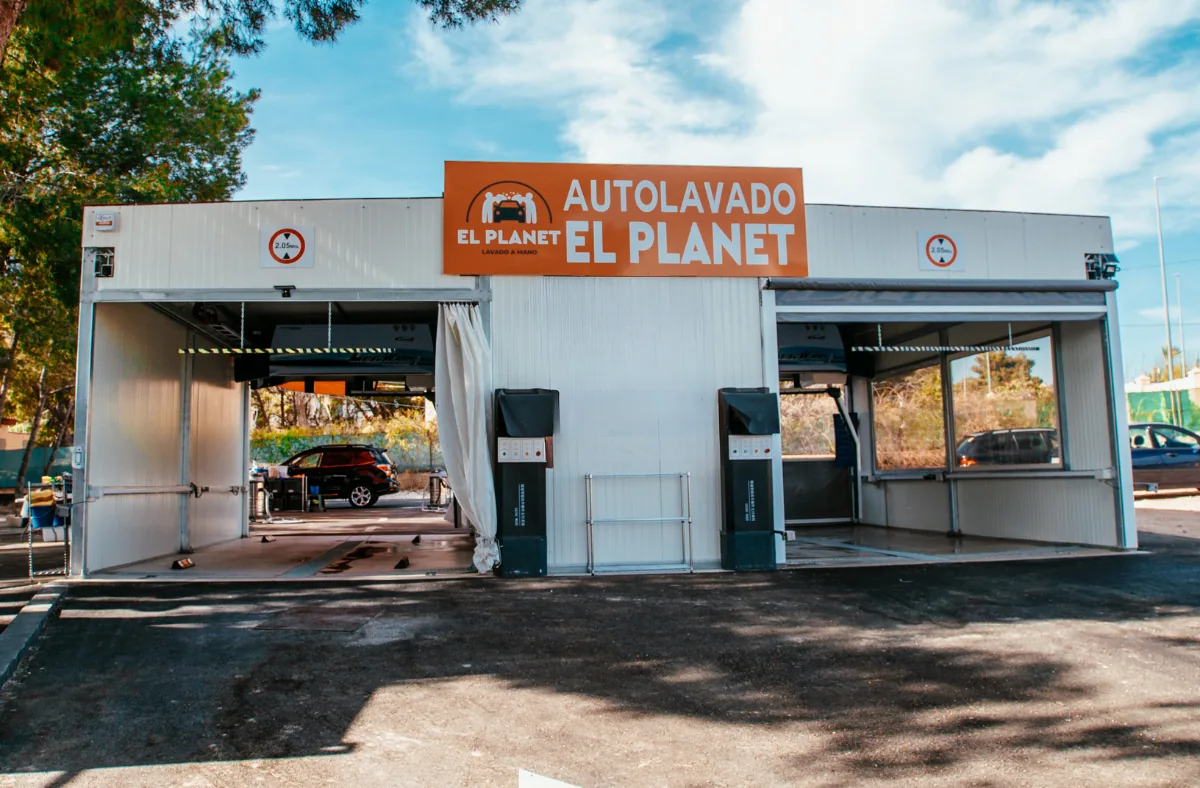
519, 770, 580, 787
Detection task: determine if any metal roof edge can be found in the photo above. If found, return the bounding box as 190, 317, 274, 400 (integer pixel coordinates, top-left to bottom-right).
765, 278, 1118, 292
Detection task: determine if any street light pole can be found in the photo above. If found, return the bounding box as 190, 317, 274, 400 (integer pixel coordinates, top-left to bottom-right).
1155, 176, 1178, 424
1176, 272, 1188, 376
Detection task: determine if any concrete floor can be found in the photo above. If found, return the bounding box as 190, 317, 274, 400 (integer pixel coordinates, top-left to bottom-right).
786, 524, 1116, 566
96, 496, 477, 580
95, 518, 1115, 581
98, 534, 476, 580
2, 499, 1200, 786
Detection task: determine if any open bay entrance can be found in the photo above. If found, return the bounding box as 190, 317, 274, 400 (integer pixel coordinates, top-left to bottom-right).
780, 385, 855, 527
80, 299, 482, 579
769, 279, 1130, 565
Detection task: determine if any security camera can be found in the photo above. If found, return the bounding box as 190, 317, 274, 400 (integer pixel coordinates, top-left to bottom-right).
274, 285, 295, 298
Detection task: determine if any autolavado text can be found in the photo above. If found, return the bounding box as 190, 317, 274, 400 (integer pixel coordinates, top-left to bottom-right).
456, 179, 800, 265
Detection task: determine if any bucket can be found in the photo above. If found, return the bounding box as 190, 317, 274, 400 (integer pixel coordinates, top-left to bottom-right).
30, 505, 55, 530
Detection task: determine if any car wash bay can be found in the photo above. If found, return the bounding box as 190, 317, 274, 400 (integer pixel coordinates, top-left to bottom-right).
73, 298, 480, 579
768, 278, 1135, 566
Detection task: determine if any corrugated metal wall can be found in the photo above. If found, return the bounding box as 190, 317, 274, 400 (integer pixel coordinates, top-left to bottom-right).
954, 320, 1118, 545
804, 205, 1112, 280
491, 277, 764, 571
82, 200, 471, 292
1058, 321, 1115, 471
82, 201, 1110, 295
187, 354, 246, 549
86, 304, 185, 571
878, 480, 951, 532
956, 478, 1115, 544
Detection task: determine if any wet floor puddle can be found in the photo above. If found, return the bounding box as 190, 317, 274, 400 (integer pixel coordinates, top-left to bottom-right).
319, 544, 406, 574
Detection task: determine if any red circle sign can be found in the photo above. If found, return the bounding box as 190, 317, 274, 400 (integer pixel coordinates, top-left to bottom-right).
925, 235, 957, 267
268, 228, 306, 265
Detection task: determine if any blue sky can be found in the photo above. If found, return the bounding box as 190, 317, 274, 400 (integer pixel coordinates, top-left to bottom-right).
230, 0, 1200, 381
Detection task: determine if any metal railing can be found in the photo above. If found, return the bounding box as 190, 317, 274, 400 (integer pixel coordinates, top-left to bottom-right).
584, 472, 693, 575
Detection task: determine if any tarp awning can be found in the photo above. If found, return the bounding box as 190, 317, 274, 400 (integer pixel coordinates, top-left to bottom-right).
770, 278, 1112, 322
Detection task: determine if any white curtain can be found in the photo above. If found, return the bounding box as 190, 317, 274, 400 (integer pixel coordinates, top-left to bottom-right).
435, 303, 499, 573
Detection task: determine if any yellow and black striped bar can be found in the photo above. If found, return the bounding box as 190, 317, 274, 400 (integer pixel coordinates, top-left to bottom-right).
849, 344, 1042, 353
177, 347, 398, 355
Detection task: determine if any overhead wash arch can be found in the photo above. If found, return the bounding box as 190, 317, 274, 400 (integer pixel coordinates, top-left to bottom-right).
71, 164, 1133, 578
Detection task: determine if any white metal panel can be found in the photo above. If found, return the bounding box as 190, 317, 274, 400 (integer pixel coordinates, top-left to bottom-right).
491, 277, 764, 571
83, 200, 1115, 295
849, 376, 887, 524
187, 354, 245, 549
877, 480, 950, 532
956, 477, 1118, 546
1105, 294, 1136, 548
805, 204, 1113, 281
85, 304, 185, 571
761, 288, 785, 565
82, 200, 474, 292
1058, 320, 1114, 470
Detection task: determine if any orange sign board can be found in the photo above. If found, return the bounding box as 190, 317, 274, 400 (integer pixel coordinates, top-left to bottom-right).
443, 162, 807, 277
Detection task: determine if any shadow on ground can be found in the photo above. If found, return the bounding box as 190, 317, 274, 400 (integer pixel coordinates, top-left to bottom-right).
2, 528, 1200, 785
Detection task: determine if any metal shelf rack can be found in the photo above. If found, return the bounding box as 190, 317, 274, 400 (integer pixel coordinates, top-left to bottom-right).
584, 472, 693, 575
25, 478, 70, 578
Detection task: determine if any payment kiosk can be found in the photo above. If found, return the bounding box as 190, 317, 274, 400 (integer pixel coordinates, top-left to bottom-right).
718, 387, 781, 571
494, 388, 559, 577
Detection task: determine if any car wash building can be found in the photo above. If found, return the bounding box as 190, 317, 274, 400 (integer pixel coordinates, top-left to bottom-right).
69, 161, 1134, 578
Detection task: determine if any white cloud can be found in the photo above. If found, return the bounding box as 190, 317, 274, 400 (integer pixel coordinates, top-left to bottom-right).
1138, 305, 1200, 323
410, 0, 1200, 244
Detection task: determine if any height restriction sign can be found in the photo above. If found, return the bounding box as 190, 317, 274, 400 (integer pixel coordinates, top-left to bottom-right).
260, 225, 315, 268
918, 230, 963, 272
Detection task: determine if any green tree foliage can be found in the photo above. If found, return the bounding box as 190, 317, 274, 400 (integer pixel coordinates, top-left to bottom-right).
1145, 345, 1193, 382
249, 389, 440, 470
2, 30, 257, 306
872, 350, 1057, 470
970, 350, 1042, 389
872, 365, 946, 469
0, 0, 519, 465
955, 350, 1055, 435
0, 0, 522, 64
0, 12, 257, 454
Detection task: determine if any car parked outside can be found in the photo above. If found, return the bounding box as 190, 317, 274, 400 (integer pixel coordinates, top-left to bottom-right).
955, 428, 1060, 466
1128, 422, 1200, 490
281, 444, 400, 508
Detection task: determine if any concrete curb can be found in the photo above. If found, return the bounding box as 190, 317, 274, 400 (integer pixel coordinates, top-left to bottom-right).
0, 582, 67, 688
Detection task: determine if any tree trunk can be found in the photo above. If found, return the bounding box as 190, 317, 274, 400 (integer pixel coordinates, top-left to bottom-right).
293, 391, 310, 428
0, 0, 28, 66
15, 364, 46, 491
0, 329, 20, 426
251, 389, 266, 429
42, 395, 73, 476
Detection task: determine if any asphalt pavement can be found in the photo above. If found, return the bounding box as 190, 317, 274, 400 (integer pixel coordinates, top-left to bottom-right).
0, 500, 1199, 786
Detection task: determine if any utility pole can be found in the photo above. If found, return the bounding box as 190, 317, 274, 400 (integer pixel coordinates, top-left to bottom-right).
1155, 176, 1178, 424
1176, 272, 1188, 377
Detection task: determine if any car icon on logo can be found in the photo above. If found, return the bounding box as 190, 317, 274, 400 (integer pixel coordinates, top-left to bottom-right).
493, 199, 526, 223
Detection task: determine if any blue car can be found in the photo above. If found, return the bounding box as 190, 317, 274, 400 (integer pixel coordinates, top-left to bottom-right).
1129, 422, 1200, 491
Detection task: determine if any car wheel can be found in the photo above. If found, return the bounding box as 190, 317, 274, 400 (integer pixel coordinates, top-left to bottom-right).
348, 485, 378, 508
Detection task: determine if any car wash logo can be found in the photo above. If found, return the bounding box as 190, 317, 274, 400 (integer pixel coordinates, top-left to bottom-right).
443, 162, 809, 276
460, 181, 557, 256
